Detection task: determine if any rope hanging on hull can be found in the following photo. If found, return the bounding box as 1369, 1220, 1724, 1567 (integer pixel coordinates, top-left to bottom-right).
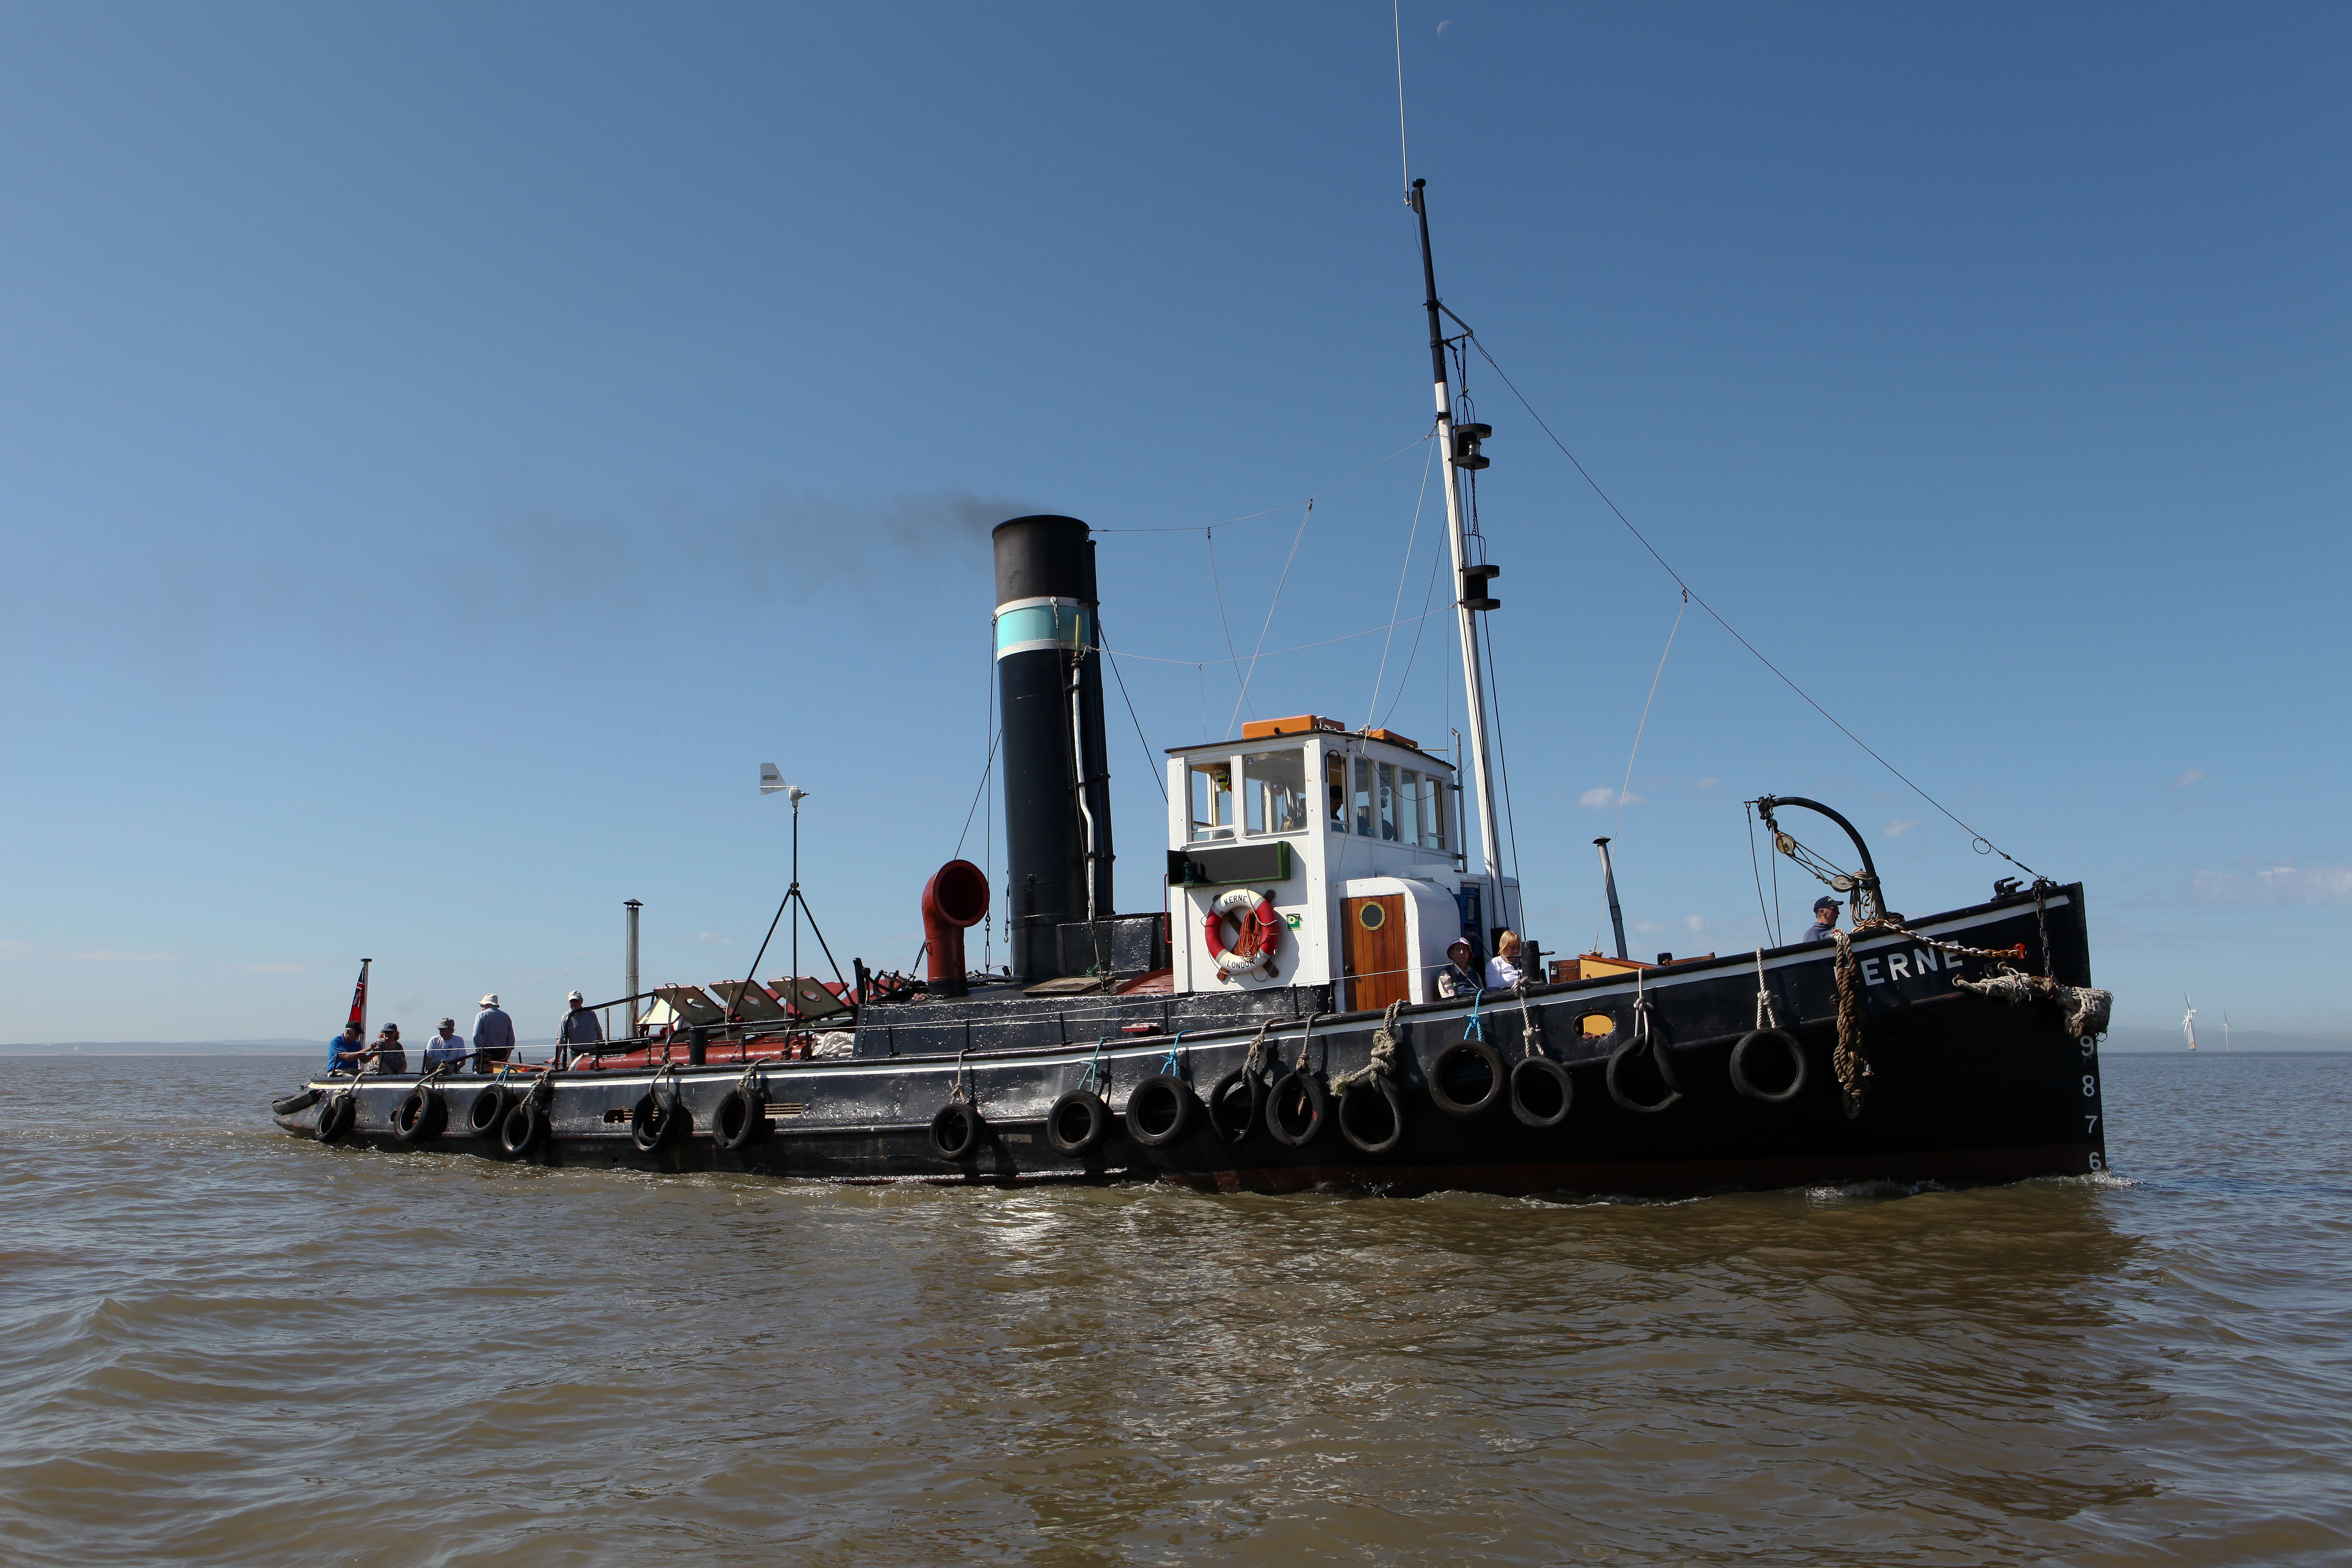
1830, 931, 1873, 1119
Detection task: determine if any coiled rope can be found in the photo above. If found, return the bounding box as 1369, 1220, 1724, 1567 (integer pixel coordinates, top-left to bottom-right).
1331, 1001, 1406, 1095
1830, 932, 1872, 1118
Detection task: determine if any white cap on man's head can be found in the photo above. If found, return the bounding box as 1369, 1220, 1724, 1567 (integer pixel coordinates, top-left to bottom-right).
567, 989, 584, 1003
479, 994, 499, 1008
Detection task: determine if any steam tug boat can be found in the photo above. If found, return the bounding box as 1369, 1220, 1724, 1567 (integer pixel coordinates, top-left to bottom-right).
271, 187, 2113, 1196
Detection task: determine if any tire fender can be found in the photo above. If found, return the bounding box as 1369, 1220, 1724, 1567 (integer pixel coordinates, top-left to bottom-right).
1428, 1041, 1505, 1116
1507, 1057, 1574, 1128
1729, 1028, 1808, 1104
1045, 1089, 1109, 1156
1124, 1074, 1199, 1148
1265, 1070, 1329, 1148
1336, 1075, 1409, 1154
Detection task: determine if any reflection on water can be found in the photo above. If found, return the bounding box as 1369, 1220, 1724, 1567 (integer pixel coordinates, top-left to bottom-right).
0, 1053, 2347, 1566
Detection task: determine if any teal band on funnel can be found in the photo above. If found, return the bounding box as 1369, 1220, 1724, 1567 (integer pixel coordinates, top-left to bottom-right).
994, 600, 1088, 660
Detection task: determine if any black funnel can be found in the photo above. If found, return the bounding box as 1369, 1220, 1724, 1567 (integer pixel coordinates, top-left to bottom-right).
993, 516, 1115, 982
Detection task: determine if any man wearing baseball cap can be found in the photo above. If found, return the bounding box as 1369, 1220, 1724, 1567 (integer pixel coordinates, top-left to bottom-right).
422, 1017, 468, 1072
1805, 896, 1842, 943
471, 993, 516, 1073
556, 988, 603, 1067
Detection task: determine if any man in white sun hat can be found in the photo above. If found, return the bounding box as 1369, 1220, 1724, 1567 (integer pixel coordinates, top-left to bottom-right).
471, 993, 516, 1073
556, 988, 603, 1067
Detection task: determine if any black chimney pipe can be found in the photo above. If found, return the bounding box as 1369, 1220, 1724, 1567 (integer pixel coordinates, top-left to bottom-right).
993, 516, 1114, 982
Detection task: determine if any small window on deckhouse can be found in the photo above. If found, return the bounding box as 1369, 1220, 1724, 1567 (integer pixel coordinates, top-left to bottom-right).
1326, 752, 1348, 831
1353, 758, 1376, 837
1190, 761, 1235, 842
1243, 749, 1308, 836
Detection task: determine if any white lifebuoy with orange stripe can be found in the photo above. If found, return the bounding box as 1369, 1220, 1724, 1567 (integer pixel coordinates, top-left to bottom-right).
1203, 888, 1281, 979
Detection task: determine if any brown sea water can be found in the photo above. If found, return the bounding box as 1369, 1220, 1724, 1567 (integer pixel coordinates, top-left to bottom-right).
1, 1053, 2346, 1567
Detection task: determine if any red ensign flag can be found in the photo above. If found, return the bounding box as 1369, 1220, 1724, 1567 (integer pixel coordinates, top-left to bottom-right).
345, 959, 371, 1034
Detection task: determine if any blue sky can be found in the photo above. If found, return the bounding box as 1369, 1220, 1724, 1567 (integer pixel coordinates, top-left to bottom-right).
2, 2, 2344, 1045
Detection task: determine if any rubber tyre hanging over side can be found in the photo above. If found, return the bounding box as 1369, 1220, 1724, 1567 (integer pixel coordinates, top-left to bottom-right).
1429, 1041, 1505, 1116
929, 1102, 983, 1161
466, 1085, 510, 1137
315, 1095, 356, 1142
273, 1088, 321, 1116
1606, 1037, 1683, 1114
498, 1100, 549, 1158
1045, 1089, 1109, 1156
1124, 1074, 1198, 1149
393, 1087, 447, 1145
1508, 1057, 1574, 1128
1205, 1069, 1262, 1147
1729, 1029, 1808, 1104
630, 1093, 689, 1153
1265, 1071, 1329, 1148
1336, 1075, 1409, 1155
711, 1088, 765, 1152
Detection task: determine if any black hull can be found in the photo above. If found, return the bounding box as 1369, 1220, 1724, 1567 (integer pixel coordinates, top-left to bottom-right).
272, 888, 2108, 1198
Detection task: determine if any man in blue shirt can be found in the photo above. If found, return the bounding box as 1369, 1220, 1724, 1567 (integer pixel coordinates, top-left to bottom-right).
1805, 896, 1842, 943
326, 1021, 366, 1075
472, 994, 516, 1072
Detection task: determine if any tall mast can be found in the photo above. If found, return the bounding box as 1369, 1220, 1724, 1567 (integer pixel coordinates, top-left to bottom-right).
1411, 179, 1509, 928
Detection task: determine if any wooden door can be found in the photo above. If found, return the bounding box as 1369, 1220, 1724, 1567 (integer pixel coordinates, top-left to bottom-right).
1343, 894, 1409, 1012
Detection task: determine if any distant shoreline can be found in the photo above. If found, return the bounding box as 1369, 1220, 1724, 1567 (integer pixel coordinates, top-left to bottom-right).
0, 1040, 562, 1056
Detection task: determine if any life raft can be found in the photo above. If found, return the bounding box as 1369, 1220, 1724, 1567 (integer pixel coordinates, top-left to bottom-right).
1202, 888, 1281, 978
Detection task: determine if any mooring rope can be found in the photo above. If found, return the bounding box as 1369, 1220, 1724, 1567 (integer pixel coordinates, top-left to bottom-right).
1830, 932, 1872, 1118
1240, 1018, 1275, 1081
1513, 979, 1545, 1055
1331, 1001, 1405, 1095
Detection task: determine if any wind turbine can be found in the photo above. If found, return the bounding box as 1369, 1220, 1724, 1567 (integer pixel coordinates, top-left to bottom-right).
2224, 1009, 2233, 1052
2182, 993, 2198, 1052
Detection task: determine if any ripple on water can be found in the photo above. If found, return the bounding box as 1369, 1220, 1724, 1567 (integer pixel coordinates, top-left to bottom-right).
1, 1052, 2349, 1565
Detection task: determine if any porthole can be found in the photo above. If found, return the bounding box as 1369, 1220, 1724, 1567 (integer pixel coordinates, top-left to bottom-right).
1358, 903, 1386, 931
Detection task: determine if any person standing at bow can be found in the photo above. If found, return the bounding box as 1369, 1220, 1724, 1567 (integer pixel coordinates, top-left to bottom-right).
556, 989, 602, 1067
471, 994, 516, 1073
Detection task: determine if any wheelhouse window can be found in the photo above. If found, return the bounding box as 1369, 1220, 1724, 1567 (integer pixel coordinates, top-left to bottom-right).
1242, 749, 1308, 836
1189, 760, 1236, 842
1326, 752, 1347, 831
1404, 770, 1448, 851
1378, 763, 1400, 841
1352, 758, 1375, 837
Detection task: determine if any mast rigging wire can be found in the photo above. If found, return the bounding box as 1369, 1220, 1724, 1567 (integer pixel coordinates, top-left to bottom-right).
1611, 589, 1687, 850
1478, 605, 1527, 931
1392, 0, 1412, 200
1202, 528, 1250, 718
1093, 430, 1431, 533
1226, 500, 1315, 739
1365, 437, 1438, 727
1096, 605, 1449, 668
1461, 333, 2044, 879
1100, 637, 1168, 802
1746, 802, 1780, 949
1378, 531, 1450, 729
